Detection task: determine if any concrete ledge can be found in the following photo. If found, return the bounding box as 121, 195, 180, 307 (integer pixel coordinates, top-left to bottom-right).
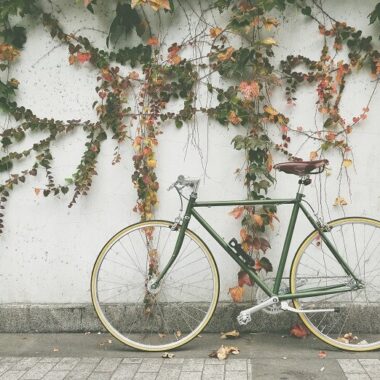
0, 303, 298, 333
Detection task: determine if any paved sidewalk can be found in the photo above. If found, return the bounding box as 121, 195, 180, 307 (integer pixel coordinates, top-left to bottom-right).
0, 333, 379, 379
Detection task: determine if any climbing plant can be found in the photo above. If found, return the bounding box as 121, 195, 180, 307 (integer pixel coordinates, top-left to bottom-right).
0, 0, 379, 304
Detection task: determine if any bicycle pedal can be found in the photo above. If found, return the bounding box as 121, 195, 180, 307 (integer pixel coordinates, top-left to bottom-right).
237, 312, 251, 326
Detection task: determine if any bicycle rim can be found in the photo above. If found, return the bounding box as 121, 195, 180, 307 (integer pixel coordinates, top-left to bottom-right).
91, 220, 219, 351
290, 217, 380, 351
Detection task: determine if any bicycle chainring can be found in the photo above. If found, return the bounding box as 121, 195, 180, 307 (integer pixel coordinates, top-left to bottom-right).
255, 277, 288, 315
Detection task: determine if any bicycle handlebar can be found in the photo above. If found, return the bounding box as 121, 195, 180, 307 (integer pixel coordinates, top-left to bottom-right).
168, 175, 200, 193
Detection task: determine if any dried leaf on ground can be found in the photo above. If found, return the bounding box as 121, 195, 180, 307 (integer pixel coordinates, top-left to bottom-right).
220, 330, 240, 339
162, 352, 175, 358
318, 351, 327, 359
209, 345, 240, 360
290, 323, 309, 338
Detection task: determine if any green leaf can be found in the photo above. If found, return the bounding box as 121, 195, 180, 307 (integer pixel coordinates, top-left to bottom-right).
259, 257, 273, 273
301, 6, 312, 16
368, 3, 380, 24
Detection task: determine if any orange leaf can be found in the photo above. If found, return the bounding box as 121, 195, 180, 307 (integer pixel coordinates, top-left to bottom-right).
252, 214, 263, 227
217, 47, 235, 62
77, 52, 91, 63
239, 81, 260, 100
210, 27, 223, 38
228, 286, 244, 302
34, 188, 41, 196
318, 351, 327, 359
147, 36, 159, 46
228, 111, 241, 125
343, 159, 352, 168
266, 152, 273, 171
229, 206, 244, 219
290, 323, 309, 338
68, 55, 76, 65
83, 0, 92, 6
240, 228, 248, 241
169, 54, 181, 65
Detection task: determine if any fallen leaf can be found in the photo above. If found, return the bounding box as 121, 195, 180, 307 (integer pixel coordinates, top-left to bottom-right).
209, 345, 240, 360
162, 352, 175, 358
290, 323, 309, 338
318, 351, 327, 359
228, 286, 244, 302
220, 330, 240, 339
53, 348, 59, 352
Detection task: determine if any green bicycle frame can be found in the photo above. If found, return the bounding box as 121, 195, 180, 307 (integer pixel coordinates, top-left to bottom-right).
153, 189, 362, 301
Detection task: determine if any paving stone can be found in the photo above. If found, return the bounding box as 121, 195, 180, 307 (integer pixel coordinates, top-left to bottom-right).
345, 375, 371, 380
204, 360, 224, 365
110, 364, 139, 380
203, 364, 225, 376
65, 362, 98, 379
12, 358, 41, 371
0, 363, 14, 376
54, 358, 80, 371
39, 358, 61, 364
80, 358, 102, 364
20, 363, 55, 379
182, 359, 204, 372
88, 373, 112, 380
338, 359, 366, 374
359, 358, 380, 377
121, 358, 142, 364
162, 359, 184, 365
179, 372, 202, 380
201, 375, 224, 380
0, 358, 22, 364
0, 371, 26, 380
225, 360, 247, 372
41, 370, 68, 380
138, 359, 162, 372
94, 358, 122, 373
156, 366, 181, 380
133, 373, 157, 380
225, 371, 247, 380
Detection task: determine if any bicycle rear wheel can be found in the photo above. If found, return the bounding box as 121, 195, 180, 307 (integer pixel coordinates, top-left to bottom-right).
91, 220, 219, 351
290, 217, 380, 351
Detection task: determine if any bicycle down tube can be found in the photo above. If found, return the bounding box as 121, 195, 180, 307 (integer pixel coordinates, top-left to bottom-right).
153, 191, 361, 300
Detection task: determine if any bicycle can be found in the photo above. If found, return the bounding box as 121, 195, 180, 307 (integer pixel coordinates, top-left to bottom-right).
91, 159, 380, 352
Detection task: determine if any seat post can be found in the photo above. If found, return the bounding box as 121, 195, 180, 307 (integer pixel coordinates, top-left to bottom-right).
297, 175, 311, 195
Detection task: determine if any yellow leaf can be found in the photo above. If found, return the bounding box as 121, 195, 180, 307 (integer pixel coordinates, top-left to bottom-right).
263, 105, 279, 116
228, 111, 242, 125
217, 47, 235, 62
263, 17, 280, 30
261, 37, 277, 46
210, 27, 223, 38
220, 330, 240, 339
343, 159, 352, 168
309, 151, 318, 161
228, 286, 244, 302
333, 197, 348, 206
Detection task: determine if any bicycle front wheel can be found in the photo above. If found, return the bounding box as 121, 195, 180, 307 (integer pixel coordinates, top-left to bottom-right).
290, 217, 380, 351
91, 220, 219, 351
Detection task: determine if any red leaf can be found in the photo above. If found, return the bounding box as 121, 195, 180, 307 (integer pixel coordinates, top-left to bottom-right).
229, 207, 244, 219
290, 323, 309, 338
259, 238, 271, 253
238, 271, 253, 287
77, 52, 91, 63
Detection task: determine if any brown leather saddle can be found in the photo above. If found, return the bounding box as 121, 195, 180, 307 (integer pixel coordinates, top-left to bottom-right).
273, 159, 329, 176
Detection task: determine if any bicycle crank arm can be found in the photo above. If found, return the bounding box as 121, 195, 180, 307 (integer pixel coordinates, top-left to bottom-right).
280, 301, 338, 313
237, 297, 279, 325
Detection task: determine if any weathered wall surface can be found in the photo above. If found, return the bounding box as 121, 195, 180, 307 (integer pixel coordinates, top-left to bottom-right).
0, 0, 380, 312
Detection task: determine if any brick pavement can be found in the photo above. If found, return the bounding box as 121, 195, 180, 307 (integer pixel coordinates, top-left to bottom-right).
0, 356, 379, 379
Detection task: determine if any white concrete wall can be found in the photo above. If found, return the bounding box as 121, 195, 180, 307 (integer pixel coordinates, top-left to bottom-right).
0, 0, 379, 303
